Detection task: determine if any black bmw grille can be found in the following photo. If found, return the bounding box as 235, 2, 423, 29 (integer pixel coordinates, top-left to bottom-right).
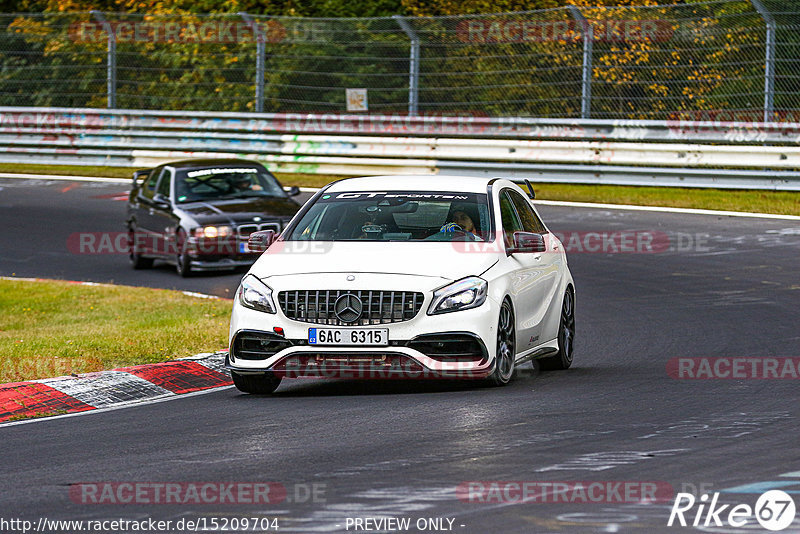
278, 290, 425, 326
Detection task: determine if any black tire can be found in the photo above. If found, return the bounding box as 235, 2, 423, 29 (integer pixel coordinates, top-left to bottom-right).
175, 229, 193, 277
128, 224, 154, 270
231, 372, 282, 394
488, 299, 516, 386
539, 288, 575, 371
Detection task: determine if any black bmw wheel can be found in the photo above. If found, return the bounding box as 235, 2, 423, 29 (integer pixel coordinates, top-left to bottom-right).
175, 229, 193, 277
128, 224, 154, 270
232, 372, 282, 395
540, 288, 575, 371
488, 299, 516, 386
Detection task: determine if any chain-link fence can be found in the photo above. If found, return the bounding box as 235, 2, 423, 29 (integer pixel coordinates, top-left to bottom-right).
0, 1, 798, 120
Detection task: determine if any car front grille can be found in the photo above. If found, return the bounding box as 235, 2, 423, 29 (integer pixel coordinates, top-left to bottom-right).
237, 222, 280, 239
278, 290, 425, 326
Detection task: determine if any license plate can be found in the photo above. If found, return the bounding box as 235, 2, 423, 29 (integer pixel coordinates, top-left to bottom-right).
239, 241, 250, 253
308, 328, 389, 346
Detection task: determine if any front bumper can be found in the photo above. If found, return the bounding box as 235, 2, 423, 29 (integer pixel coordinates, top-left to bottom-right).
228, 294, 499, 380
189, 257, 259, 271
185, 237, 260, 271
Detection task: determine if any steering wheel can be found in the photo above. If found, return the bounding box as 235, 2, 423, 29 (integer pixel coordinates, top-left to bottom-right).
440, 222, 466, 234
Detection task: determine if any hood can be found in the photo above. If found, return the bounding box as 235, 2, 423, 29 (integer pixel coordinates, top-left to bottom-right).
177, 197, 299, 225
249, 241, 499, 282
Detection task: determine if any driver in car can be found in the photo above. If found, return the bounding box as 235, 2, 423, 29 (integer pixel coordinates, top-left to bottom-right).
232, 176, 263, 192
440, 209, 479, 238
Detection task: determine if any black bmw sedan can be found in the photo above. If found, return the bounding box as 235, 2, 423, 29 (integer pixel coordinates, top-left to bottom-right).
126, 159, 302, 276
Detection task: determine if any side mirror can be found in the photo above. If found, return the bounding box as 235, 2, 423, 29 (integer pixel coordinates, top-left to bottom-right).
152, 194, 171, 210
248, 230, 277, 252
287, 186, 301, 197
132, 169, 151, 187
509, 231, 546, 254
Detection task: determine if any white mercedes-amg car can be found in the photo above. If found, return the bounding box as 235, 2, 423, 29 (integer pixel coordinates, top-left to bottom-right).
227, 175, 575, 394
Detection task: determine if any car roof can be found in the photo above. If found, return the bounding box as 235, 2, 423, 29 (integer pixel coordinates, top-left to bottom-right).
325, 175, 498, 194
165, 158, 266, 170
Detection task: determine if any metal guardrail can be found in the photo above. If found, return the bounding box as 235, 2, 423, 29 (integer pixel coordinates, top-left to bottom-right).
4, 107, 800, 143
1, 107, 799, 190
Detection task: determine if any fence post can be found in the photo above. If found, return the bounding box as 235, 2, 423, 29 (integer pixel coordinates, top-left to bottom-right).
568, 7, 593, 119
393, 15, 420, 116
240, 12, 265, 113
750, 0, 775, 121
91, 11, 116, 109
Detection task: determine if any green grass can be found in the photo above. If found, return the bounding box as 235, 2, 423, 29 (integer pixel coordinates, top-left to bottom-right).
0, 163, 134, 179
0, 162, 798, 216
0, 279, 231, 383
529, 183, 800, 215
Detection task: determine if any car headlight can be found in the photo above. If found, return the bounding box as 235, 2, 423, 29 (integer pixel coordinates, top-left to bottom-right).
428, 276, 488, 315
194, 225, 233, 239
238, 274, 276, 314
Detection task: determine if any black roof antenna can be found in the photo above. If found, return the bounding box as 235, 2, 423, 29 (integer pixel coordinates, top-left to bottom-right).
523, 179, 536, 200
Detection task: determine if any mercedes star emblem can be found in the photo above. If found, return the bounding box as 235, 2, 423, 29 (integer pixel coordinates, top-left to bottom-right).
334, 293, 362, 323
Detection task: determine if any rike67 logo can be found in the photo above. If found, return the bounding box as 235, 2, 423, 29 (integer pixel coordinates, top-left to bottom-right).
668, 490, 796, 531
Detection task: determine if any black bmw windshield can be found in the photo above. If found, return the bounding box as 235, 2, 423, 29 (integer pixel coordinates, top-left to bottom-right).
174, 166, 286, 203
287, 191, 493, 242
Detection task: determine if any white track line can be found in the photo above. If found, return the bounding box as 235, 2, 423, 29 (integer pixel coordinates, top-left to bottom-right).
1, 172, 797, 219
0, 172, 129, 183
533, 199, 800, 221
0, 276, 226, 301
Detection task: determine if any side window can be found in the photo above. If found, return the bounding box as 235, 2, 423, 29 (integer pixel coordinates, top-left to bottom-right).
508, 190, 547, 234
499, 191, 523, 248
140, 166, 162, 200
156, 168, 172, 199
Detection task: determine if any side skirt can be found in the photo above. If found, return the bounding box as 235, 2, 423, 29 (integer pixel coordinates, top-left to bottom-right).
514, 338, 559, 366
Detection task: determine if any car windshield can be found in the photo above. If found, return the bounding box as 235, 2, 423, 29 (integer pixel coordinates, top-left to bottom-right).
286, 191, 493, 242
174, 166, 286, 203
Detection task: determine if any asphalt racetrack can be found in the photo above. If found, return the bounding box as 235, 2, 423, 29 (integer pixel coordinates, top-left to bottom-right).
1, 176, 799, 533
